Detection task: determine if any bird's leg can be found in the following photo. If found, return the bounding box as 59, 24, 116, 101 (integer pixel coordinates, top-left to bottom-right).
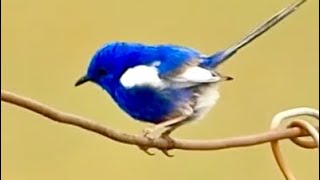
140, 116, 189, 157
157, 126, 179, 157
138, 124, 176, 157
142, 116, 188, 140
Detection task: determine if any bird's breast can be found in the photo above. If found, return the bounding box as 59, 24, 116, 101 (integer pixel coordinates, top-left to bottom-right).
112, 83, 220, 124
114, 86, 191, 124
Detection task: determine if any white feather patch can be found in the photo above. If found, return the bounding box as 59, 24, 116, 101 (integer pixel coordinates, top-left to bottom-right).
173, 66, 221, 83
120, 64, 221, 89
120, 65, 165, 88
192, 84, 220, 121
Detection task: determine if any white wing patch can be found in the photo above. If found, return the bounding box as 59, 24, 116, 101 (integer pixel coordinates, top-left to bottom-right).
171, 66, 221, 83
120, 64, 221, 89
120, 65, 165, 88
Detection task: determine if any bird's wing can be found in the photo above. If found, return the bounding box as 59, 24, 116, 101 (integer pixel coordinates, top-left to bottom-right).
119, 46, 226, 89
160, 59, 224, 87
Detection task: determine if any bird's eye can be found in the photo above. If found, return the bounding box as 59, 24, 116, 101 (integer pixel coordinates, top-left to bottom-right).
97, 69, 107, 76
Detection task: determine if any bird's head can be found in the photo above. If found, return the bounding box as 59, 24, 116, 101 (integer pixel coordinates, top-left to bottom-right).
75, 42, 135, 90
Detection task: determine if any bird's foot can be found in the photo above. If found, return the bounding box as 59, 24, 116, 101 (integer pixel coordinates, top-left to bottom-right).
159, 132, 175, 157
142, 126, 167, 140
138, 145, 155, 156
138, 126, 175, 157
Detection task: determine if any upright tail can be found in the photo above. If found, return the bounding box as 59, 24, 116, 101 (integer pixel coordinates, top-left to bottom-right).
203, 0, 307, 68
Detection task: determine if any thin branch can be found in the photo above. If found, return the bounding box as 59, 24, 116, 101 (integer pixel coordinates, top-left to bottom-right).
1, 90, 318, 152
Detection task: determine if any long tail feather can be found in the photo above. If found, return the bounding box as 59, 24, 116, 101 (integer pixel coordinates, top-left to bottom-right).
207, 0, 307, 68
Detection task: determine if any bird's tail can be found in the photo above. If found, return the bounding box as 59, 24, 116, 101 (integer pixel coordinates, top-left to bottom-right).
204, 0, 307, 68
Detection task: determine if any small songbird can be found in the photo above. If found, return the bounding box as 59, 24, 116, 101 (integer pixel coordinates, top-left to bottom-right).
75, 0, 306, 155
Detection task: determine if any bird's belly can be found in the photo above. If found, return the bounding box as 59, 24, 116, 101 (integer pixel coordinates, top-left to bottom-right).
114, 84, 220, 124
190, 84, 220, 121
114, 87, 193, 124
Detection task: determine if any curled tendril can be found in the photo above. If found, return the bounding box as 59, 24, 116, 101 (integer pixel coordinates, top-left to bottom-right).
270, 107, 319, 180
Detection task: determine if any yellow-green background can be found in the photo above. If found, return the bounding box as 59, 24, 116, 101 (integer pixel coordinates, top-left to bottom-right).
1, 0, 319, 179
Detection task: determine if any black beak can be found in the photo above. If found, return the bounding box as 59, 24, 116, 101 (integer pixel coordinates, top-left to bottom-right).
75, 75, 90, 87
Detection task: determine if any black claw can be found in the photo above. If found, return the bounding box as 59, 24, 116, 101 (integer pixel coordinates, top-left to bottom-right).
144, 149, 156, 156
138, 146, 156, 156
161, 149, 174, 157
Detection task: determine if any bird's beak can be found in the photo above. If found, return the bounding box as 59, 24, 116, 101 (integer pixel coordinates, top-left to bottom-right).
75, 75, 90, 87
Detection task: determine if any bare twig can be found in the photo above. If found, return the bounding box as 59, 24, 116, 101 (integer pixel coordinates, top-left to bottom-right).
1, 90, 318, 153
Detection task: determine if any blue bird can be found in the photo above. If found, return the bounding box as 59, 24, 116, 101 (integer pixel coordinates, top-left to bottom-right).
75, 0, 306, 155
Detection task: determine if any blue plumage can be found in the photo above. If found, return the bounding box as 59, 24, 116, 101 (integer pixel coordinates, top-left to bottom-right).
84, 42, 209, 123
74, 0, 306, 143
88, 42, 203, 77
115, 86, 194, 124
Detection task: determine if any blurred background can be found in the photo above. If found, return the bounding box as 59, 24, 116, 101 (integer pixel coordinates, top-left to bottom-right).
1, 0, 319, 179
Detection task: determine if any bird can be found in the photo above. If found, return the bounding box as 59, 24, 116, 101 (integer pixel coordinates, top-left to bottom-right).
75, 0, 307, 156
